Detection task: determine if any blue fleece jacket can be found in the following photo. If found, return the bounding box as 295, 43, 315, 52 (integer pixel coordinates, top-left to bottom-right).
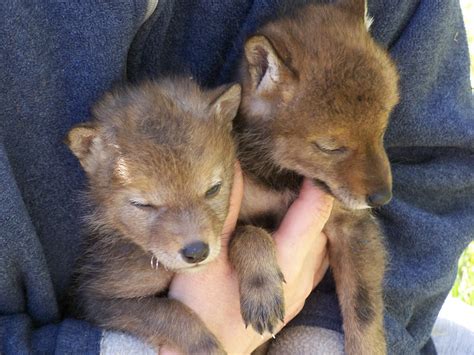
1, 1, 473, 354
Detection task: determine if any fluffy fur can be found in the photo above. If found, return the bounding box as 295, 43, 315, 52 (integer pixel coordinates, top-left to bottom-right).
66, 79, 241, 354
230, 1, 399, 354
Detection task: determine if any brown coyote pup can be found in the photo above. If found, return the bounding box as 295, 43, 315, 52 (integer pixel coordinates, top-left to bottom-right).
66, 79, 241, 354
230, 0, 399, 354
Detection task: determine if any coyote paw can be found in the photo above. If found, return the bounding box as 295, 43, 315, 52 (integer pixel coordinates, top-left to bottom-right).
240, 269, 285, 334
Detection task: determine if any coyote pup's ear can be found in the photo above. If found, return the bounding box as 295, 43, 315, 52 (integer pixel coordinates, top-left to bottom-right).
340, 0, 372, 29
245, 35, 294, 96
65, 122, 104, 174
210, 84, 241, 130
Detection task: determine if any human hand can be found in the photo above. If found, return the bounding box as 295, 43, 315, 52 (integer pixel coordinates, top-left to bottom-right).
163, 163, 333, 354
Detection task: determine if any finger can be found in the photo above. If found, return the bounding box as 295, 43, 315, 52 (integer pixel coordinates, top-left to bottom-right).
275, 178, 333, 247
279, 251, 329, 328
294, 235, 327, 297
300, 232, 327, 279
220, 161, 244, 244
313, 253, 329, 287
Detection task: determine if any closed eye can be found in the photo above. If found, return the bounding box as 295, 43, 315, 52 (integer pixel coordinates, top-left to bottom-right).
130, 200, 153, 209
312, 142, 348, 155
205, 182, 222, 198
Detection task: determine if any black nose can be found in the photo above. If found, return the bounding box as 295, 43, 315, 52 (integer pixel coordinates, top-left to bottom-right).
367, 190, 392, 207
181, 242, 210, 264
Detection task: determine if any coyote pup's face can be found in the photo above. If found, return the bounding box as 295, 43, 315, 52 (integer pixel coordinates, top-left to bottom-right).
66, 80, 240, 271
239, 0, 399, 209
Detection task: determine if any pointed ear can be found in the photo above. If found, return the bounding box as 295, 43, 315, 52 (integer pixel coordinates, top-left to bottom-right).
340, 0, 372, 29
64, 122, 104, 174
244, 35, 295, 96
210, 84, 241, 129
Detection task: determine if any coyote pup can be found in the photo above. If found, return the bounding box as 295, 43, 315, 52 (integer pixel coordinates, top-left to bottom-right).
66, 79, 240, 354
230, 1, 399, 354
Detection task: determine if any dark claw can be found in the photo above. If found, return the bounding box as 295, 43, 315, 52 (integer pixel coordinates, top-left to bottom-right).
277, 305, 285, 322
267, 322, 274, 335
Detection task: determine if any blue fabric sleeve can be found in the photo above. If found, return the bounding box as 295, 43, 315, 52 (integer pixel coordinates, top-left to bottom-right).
0, 143, 102, 353
1, 315, 100, 354
379, 1, 473, 352
0, 1, 147, 353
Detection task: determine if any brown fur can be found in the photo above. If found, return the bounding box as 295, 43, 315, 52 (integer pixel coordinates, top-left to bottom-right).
231, 1, 399, 354
65, 79, 241, 354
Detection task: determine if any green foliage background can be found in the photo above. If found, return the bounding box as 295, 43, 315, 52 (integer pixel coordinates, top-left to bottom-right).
452, 242, 474, 305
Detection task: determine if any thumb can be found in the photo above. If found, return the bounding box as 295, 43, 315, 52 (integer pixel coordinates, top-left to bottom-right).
274, 178, 333, 247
